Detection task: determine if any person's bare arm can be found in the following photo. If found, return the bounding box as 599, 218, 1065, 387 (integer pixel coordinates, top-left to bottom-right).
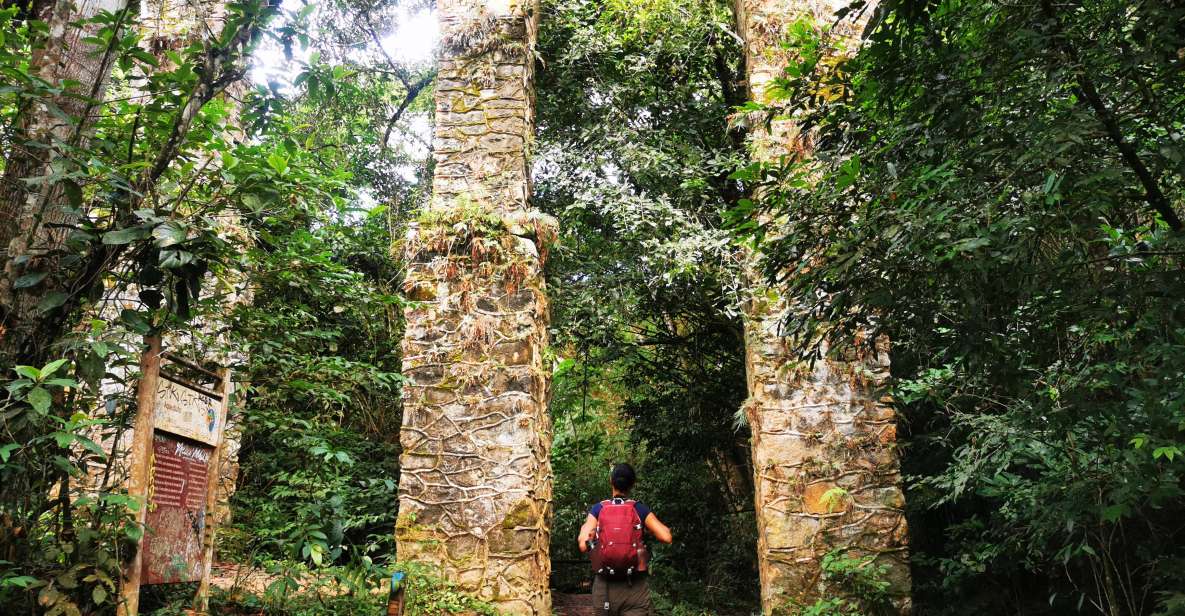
644, 513, 673, 544
577, 513, 598, 553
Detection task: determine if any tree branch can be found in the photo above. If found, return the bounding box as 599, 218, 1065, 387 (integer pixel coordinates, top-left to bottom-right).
1040, 0, 1182, 232
381, 72, 434, 152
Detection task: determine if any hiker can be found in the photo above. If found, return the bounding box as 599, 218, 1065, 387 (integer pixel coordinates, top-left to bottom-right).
577, 463, 673, 616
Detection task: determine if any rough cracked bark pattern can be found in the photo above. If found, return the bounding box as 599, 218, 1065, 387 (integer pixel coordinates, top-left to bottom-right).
394, 1, 553, 614
0, 0, 127, 356
735, 0, 911, 612
0, 0, 240, 364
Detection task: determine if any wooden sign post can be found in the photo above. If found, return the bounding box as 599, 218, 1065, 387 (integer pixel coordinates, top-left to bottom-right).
193, 369, 233, 615
118, 335, 163, 616
117, 344, 232, 616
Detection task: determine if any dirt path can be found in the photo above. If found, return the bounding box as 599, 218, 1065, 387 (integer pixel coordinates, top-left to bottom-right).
208, 561, 275, 596
553, 592, 595, 616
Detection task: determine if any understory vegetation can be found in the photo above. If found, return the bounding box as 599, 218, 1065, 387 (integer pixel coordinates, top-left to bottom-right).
741, 0, 1185, 614
0, 0, 1182, 615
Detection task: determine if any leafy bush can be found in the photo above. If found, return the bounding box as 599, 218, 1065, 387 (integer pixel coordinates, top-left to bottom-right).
796, 551, 894, 616
142, 562, 495, 616
228, 201, 403, 571
741, 0, 1185, 613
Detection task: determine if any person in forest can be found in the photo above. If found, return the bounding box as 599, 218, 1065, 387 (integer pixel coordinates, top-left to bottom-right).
577, 462, 673, 615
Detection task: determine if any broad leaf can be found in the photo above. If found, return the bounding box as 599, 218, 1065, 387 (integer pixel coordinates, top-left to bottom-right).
12, 272, 48, 289
101, 227, 148, 245
26, 387, 52, 414
35, 291, 68, 313
152, 221, 188, 248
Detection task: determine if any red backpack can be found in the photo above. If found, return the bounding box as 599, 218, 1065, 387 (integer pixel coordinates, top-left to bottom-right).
590, 499, 644, 579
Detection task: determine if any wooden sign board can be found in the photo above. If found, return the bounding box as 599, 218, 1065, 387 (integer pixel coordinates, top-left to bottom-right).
142, 432, 212, 584
121, 346, 232, 614
154, 375, 221, 447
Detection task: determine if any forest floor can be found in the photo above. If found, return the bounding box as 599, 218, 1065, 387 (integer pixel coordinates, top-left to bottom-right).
553, 592, 595, 616
208, 561, 275, 596
207, 561, 597, 615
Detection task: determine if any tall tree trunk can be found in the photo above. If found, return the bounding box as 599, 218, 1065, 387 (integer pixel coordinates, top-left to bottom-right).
393, 1, 553, 614
0, 0, 129, 364
1, 0, 258, 370
733, 1, 912, 613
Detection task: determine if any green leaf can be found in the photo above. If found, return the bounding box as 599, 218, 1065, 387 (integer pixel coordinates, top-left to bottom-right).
43, 378, 77, 388
13, 272, 48, 289
129, 48, 159, 67
0, 443, 19, 463
152, 221, 187, 248
819, 487, 850, 512
27, 387, 52, 414
159, 249, 194, 269
62, 180, 82, 208
120, 309, 153, 335
40, 358, 69, 379
953, 237, 991, 253
728, 163, 762, 181
1152, 446, 1181, 462
267, 150, 290, 175
13, 366, 40, 380
101, 227, 148, 245
76, 436, 106, 458
1101, 504, 1128, 522
36, 291, 69, 313
125, 523, 143, 541
2, 576, 38, 588
92, 586, 107, 605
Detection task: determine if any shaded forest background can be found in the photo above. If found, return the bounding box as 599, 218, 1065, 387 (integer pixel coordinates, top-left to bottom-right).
0, 0, 1183, 615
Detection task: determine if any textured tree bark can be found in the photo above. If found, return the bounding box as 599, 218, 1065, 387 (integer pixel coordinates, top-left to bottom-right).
0, 0, 129, 363
733, 1, 912, 613
1, 0, 254, 368
393, 1, 553, 614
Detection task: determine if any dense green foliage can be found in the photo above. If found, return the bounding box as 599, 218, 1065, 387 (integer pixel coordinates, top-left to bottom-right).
742, 0, 1185, 613
227, 208, 403, 570
0, 0, 424, 610
536, 0, 759, 611
0, 0, 294, 612
224, 0, 427, 573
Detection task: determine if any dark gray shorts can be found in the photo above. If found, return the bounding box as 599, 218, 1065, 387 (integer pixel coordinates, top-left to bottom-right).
591, 575, 652, 616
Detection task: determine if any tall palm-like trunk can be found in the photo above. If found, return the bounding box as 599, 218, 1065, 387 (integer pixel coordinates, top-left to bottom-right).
393, 1, 553, 614
733, 1, 912, 612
